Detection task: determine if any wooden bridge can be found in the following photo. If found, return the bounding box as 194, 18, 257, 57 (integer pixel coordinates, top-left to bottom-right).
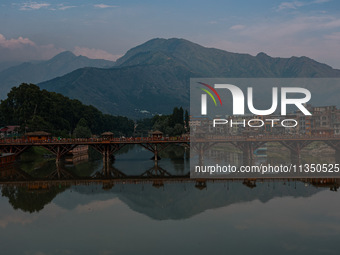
1, 134, 340, 165
191, 134, 340, 165
0, 137, 190, 163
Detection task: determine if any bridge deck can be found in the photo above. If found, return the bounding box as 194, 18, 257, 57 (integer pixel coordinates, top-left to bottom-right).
1, 135, 340, 146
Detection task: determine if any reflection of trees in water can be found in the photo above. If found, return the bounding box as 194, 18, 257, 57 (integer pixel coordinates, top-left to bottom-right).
69, 160, 102, 177
206, 148, 243, 165
114, 144, 135, 156
1, 185, 68, 213
21, 160, 57, 178
1, 169, 338, 216
82, 145, 135, 162
267, 142, 336, 164
159, 145, 189, 173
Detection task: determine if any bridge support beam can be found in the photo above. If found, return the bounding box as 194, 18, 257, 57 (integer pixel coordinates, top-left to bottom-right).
139, 143, 171, 161
42, 144, 78, 164
141, 163, 172, 178
324, 141, 340, 163
0, 145, 31, 158
231, 142, 265, 165
190, 142, 217, 165
92, 165, 127, 179
91, 144, 126, 163
279, 141, 311, 165
47, 164, 77, 180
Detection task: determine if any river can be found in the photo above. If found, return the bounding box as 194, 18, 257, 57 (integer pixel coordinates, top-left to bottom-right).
0, 145, 339, 255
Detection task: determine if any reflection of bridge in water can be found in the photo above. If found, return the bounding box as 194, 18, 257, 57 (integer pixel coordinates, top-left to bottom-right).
0, 164, 339, 192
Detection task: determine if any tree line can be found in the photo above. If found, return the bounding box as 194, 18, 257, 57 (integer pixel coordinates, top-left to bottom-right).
135, 107, 189, 136
0, 83, 134, 137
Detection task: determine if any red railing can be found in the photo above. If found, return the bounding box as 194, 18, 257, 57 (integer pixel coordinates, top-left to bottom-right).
1, 134, 340, 145
0, 136, 191, 144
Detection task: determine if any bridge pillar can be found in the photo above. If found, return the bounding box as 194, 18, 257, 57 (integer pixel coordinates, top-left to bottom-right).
56, 146, 62, 164
324, 141, 340, 163
141, 163, 171, 177
103, 144, 109, 163
154, 144, 158, 161
279, 141, 311, 165
232, 141, 265, 165
42, 144, 77, 165
47, 164, 77, 180
336, 150, 340, 163
243, 143, 254, 166
91, 143, 126, 163
0, 145, 31, 159
190, 142, 216, 166
139, 143, 170, 161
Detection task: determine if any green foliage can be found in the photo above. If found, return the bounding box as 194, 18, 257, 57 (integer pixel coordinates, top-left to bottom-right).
73, 118, 92, 138
136, 107, 187, 136
185, 110, 189, 129
1, 185, 67, 213
27, 115, 52, 132
135, 118, 153, 136
172, 107, 184, 126
0, 83, 134, 136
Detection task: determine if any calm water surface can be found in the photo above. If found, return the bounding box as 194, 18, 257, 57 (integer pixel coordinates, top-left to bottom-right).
0, 145, 339, 255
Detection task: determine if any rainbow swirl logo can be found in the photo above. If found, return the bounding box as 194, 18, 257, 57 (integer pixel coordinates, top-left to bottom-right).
198, 82, 223, 106
198, 82, 222, 115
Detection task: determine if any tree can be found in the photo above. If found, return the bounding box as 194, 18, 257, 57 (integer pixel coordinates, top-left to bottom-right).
27, 115, 52, 132
173, 123, 185, 136
185, 110, 189, 130
73, 118, 92, 138
0, 83, 135, 136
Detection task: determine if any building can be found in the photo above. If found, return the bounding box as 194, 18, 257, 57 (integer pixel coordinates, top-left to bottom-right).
150, 130, 163, 139
101, 132, 114, 140
25, 131, 51, 141
0, 125, 20, 138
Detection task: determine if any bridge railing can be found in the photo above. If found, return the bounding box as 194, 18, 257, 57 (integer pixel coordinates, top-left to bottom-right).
1, 134, 340, 144
0, 136, 191, 144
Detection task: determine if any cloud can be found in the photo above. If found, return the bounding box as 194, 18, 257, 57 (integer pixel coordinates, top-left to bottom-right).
207, 14, 340, 68
324, 32, 340, 40
0, 34, 64, 62
18, 2, 50, 11
56, 4, 76, 11
277, 1, 305, 10
208, 21, 218, 25
94, 4, 118, 9
73, 46, 121, 61
0, 34, 35, 49
230, 24, 245, 30
0, 214, 37, 228
277, 0, 331, 11
237, 15, 340, 39
0, 34, 121, 63
15, 2, 77, 11
74, 198, 121, 213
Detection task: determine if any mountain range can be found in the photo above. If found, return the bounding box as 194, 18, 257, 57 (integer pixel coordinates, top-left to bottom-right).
53, 181, 321, 220
0, 51, 114, 99
2, 38, 340, 118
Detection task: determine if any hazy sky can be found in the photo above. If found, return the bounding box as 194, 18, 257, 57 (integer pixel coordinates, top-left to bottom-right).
0, 0, 340, 68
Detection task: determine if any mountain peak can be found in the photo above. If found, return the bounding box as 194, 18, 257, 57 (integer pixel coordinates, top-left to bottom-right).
115, 38, 207, 66
256, 52, 270, 58
38, 37, 340, 119
49, 51, 76, 61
